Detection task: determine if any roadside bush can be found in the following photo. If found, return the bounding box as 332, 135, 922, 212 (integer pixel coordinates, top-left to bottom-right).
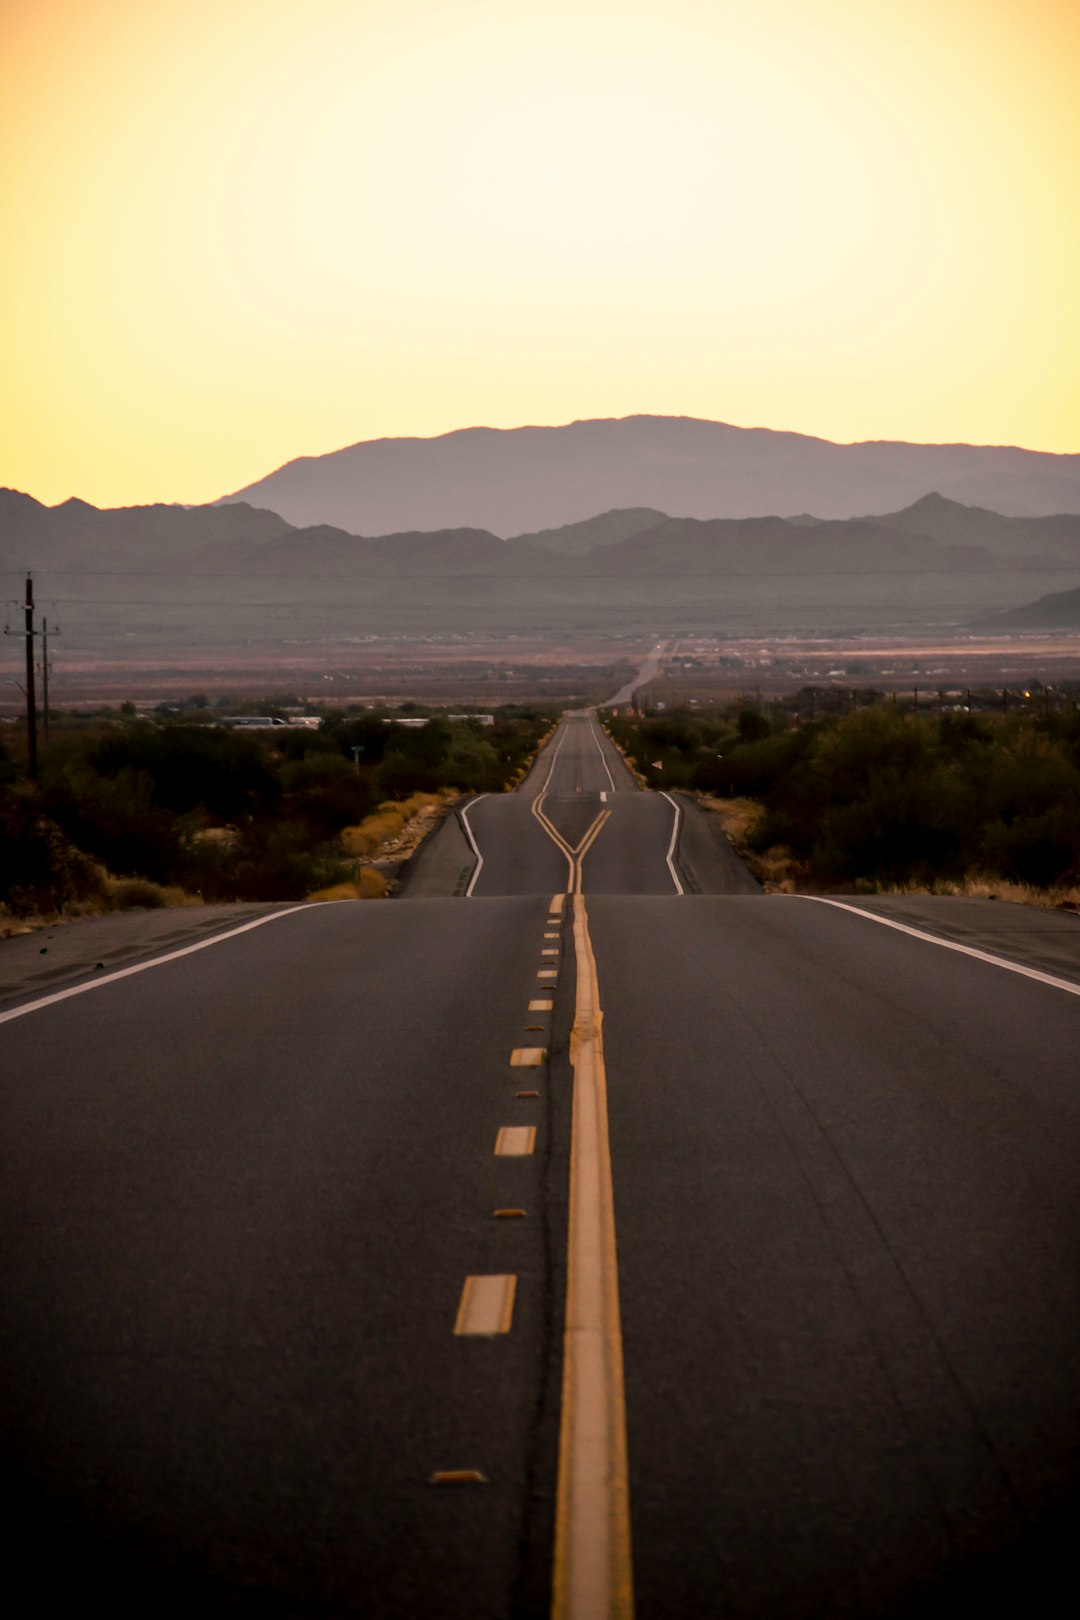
86, 724, 279, 819
109, 877, 168, 910
0, 791, 107, 916
981, 804, 1080, 887
616, 700, 1080, 893
441, 729, 506, 792
203, 821, 354, 903
39, 764, 185, 885
5, 705, 555, 906
812, 765, 968, 886
280, 752, 373, 839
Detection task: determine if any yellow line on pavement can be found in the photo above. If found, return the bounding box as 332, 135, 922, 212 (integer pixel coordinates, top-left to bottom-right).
532, 795, 614, 896
494, 1125, 537, 1156
552, 892, 633, 1620
453, 1274, 517, 1336
572, 810, 612, 893
532, 793, 576, 881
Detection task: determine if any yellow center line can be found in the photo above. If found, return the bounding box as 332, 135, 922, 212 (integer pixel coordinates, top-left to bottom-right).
532, 794, 613, 895
572, 810, 612, 894
532, 794, 576, 886
552, 891, 633, 1619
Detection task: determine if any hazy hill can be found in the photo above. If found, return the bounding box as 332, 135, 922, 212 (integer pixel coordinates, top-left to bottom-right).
581, 513, 1002, 576
217, 416, 1080, 535
983, 584, 1080, 629
7, 485, 1080, 648
0, 488, 290, 572
873, 492, 1080, 562
507, 507, 668, 555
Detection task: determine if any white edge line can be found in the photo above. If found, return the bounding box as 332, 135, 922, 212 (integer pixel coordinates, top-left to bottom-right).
540, 723, 569, 793
658, 791, 685, 896
460, 794, 488, 897
590, 719, 617, 794
786, 894, 1080, 999
0, 904, 317, 1025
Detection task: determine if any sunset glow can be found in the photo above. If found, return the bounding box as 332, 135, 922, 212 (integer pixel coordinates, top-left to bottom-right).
2, 0, 1078, 507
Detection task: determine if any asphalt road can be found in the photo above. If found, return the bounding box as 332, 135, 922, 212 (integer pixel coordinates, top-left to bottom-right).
2, 714, 1079, 1617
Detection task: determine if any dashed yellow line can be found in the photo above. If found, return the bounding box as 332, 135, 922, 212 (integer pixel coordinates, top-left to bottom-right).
494, 1125, 536, 1156
453, 1274, 518, 1336
510, 1047, 547, 1067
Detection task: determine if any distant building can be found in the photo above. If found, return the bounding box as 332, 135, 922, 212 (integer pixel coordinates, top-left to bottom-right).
217, 716, 321, 730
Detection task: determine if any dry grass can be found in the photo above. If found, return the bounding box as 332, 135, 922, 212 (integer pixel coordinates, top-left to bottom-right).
694, 793, 1080, 910
697, 795, 764, 848
691, 794, 805, 891
0, 873, 201, 938
313, 791, 456, 901
340, 792, 450, 858
875, 876, 1080, 913
307, 867, 390, 903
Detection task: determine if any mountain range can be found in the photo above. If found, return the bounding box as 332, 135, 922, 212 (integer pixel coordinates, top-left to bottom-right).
5, 486, 1080, 648
218, 416, 1080, 536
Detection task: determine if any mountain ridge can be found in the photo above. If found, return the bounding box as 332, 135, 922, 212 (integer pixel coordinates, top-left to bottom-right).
216, 415, 1080, 536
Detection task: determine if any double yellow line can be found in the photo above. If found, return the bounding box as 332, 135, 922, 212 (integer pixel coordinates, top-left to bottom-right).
532, 790, 634, 1619
553, 888, 634, 1619
531, 792, 611, 895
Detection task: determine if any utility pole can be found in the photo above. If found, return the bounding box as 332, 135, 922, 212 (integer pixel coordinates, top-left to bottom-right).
24, 576, 38, 778
40, 617, 59, 744
4, 575, 39, 778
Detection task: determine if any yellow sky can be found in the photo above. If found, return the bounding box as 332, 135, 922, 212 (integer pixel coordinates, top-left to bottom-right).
2, 0, 1078, 508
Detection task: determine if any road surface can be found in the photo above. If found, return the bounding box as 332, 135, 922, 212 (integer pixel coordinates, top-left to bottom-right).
2, 714, 1079, 1617
604, 644, 668, 708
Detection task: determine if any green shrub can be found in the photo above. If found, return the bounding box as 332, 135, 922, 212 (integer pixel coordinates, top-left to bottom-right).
39, 763, 184, 883
0, 792, 106, 916
110, 877, 168, 910
86, 724, 279, 818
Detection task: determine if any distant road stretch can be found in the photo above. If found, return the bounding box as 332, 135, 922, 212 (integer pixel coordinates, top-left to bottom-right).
2, 713, 1079, 1617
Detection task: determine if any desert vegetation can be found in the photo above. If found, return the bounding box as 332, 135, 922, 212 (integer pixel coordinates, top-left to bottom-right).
606, 700, 1080, 894
0, 703, 555, 924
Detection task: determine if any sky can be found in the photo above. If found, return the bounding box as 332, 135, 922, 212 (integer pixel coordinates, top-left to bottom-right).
2, 0, 1078, 508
